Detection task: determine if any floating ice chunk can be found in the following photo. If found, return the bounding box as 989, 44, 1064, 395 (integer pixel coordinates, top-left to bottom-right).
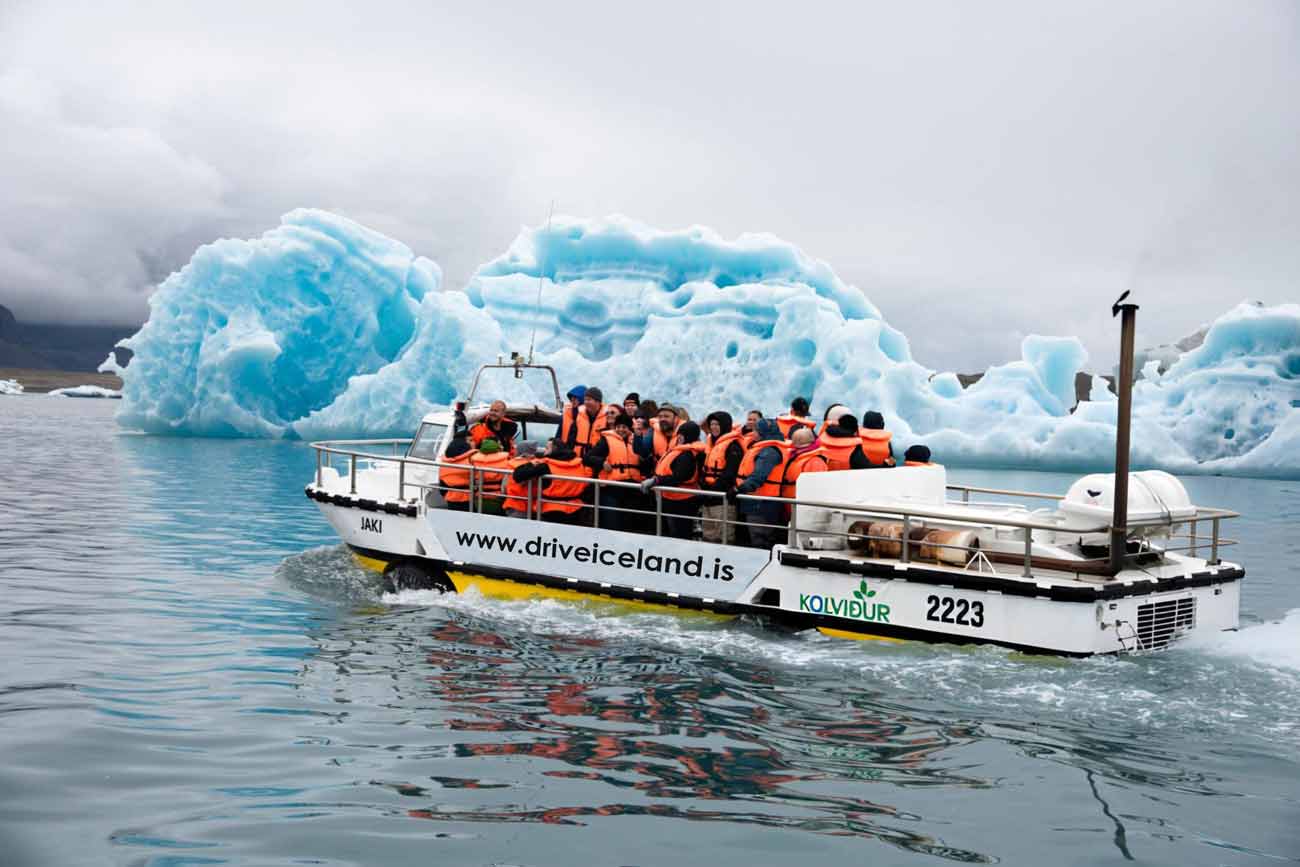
0, 378, 23, 395
114, 209, 438, 437
48, 385, 121, 398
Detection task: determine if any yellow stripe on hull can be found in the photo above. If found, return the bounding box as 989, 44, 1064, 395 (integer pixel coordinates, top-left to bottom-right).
352, 553, 390, 573
447, 570, 732, 620
817, 626, 905, 644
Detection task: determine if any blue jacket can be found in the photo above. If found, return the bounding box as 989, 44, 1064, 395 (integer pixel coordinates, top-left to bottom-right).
736, 418, 785, 522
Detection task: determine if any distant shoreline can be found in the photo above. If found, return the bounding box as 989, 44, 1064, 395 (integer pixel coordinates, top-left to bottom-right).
0, 367, 123, 393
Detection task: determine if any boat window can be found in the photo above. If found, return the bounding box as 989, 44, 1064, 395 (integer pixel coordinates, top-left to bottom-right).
407, 423, 448, 461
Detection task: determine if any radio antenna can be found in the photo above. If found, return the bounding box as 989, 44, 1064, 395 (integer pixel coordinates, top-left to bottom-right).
526, 200, 556, 364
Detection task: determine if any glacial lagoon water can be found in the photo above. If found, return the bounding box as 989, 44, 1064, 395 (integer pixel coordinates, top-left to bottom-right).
1, 397, 1297, 865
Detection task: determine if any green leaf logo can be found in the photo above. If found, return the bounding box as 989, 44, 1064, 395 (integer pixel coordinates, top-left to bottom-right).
852, 579, 875, 600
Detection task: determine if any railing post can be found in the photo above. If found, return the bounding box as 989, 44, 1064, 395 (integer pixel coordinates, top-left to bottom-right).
962, 488, 970, 504
1189, 518, 1198, 558
398, 459, 406, 501
350, 454, 357, 494
1022, 529, 1033, 577
1210, 517, 1220, 565
593, 480, 601, 529
901, 515, 911, 564
722, 492, 730, 546
316, 449, 322, 487
789, 498, 799, 547
468, 466, 477, 513
655, 489, 663, 537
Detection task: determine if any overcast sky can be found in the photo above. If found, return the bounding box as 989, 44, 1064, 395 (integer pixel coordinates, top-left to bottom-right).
1, 0, 1296, 371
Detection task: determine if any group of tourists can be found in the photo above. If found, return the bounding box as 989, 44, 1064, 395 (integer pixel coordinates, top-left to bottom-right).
437, 389, 935, 548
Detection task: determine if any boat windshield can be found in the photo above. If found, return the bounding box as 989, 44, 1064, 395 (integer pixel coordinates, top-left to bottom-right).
407, 423, 448, 461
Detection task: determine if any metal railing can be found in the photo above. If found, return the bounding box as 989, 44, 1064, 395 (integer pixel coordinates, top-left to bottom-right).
308, 439, 1239, 576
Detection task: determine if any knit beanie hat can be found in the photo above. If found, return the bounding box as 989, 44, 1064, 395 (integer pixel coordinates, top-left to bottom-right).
479, 438, 502, 454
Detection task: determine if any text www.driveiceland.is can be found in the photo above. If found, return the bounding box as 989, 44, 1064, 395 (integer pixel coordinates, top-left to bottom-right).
453, 531, 735, 581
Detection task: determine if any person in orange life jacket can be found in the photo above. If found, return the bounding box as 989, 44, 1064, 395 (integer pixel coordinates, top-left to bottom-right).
512, 438, 590, 525
699, 411, 746, 543
860, 410, 896, 467
469, 400, 519, 455
817, 414, 872, 470
816, 403, 851, 435
567, 386, 609, 456
559, 385, 586, 446
581, 412, 644, 531
643, 404, 682, 461
781, 427, 829, 498
622, 392, 640, 418
776, 396, 816, 439
501, 441, 542, 518
730, 417, 789, 549
639, 420, 705, 540
468, 438, 512, 515
903, 444, 935, 466
439, 412, 475, 511
740, 409, 762, 447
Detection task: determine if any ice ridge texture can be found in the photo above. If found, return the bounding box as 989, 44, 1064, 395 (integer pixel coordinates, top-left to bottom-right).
110, 210, 1300, 478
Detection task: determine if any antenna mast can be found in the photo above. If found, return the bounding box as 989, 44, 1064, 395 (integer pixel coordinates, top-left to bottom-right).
526, 201, 556, 365
1109, 291, 1139, 576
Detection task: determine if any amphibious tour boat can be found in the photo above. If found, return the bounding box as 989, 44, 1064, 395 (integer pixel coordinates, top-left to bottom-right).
304, 299, 1243, 656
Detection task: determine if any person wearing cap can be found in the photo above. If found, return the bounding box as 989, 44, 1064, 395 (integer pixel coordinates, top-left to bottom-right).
644, 403, 682, 461
640, 420, 706, 539
502, 441, 543, 518
623, 393, 641, 418
469, 400, 518, 455
776, 396, 817, 439
469, 437, 511, 514
559, 385, 586, 446
568, 386, 611, 457
860, 411, 896, 467
583, 412, 644, 531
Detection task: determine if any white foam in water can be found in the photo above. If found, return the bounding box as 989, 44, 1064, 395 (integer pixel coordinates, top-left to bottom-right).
110, 209, 1300, 477
1183, 608, 1300, 672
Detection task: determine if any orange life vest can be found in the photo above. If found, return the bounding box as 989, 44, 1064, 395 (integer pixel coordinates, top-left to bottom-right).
439, 448, 476, 504
469, 420, 516, 455
651, 422, 681, 460
737, 440, 793, 498
541, 457, 589, 514
776, 413, 816, 439
502, 457, 534, 514
654, 441, 706, 501
859, 429, 893, 465
817, 432, 861, 471
572, 406, 610, 455
559, 404, 580, 446
701, 429, 745, 488
780, 448, 829, 498
597, 430, 643, 482
469, 450, 512, 501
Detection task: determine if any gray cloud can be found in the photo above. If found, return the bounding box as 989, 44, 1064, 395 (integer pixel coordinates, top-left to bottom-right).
0, 0, 1296, 372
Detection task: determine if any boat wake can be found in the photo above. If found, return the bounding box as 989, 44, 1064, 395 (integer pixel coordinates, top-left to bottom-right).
283, 545, 1300, 749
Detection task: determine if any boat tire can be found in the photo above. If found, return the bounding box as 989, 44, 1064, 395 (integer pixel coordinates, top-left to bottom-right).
382, 561, 454, 594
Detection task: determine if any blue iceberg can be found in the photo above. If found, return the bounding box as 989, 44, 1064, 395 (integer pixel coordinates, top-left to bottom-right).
108, 209, 1300, 478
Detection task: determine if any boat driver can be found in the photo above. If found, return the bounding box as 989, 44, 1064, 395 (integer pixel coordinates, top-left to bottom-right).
470, 400, 518, 455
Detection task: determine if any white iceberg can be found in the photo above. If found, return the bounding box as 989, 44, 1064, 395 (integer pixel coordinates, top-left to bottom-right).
109, 209, 1300, 479
0, 378, 24, 395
